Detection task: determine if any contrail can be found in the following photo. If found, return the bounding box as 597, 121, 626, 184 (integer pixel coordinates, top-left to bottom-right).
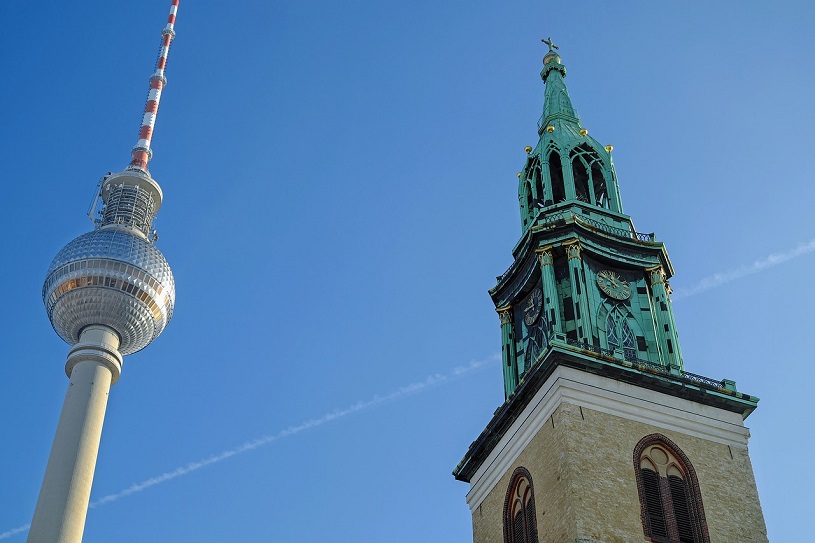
2, 355, 498, 540
7, 240, 813, 540
0, 527, 28, 541
671, 237, 815, 301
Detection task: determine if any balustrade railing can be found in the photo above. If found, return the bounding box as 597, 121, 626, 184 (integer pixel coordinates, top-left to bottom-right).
497, 211, 656, 282
680, 370, 726, 390
574, 214, 654, 242
553, 335, 729, 393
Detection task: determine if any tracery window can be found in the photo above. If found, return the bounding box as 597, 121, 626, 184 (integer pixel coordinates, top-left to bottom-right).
569, 144, 608, 208
520, 159, 543, 229
503, 467, 539, 543
519, 179, 532, 230
606, 312, 619, 347
524, 158, 543, 209
605, 306, 637, 361
634, 434, 710, 543
524, 180, 534, 224
545, 146, 565, 205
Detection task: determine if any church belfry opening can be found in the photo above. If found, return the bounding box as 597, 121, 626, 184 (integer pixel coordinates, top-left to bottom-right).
454, 38, 768, 543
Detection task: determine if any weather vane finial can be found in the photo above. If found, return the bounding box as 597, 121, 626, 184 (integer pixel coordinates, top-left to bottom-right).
542, 37, 558, 52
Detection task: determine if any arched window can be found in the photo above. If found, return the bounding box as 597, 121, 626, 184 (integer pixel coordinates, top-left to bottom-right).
571, 154, 591, 202
590, 161, 608, 208
532, 165, 544, 208
525, 181, 534, 220
606, 312, 619, 347
520, 158, 543, 228
634, 434, 710, 543
503, 467, 539, 543
569, 144, 608, 207
546, 149, 565, 204
604, 305, 638, 361
518, 179, 531, 230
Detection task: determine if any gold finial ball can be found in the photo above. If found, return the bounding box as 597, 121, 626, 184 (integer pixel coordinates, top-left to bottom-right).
524, 146, 532, 154
517, 172, 522, 178
605, 145, 614, 153
579, 129, 589, 136
545, 125, 555, 133
543, 50, 562, 66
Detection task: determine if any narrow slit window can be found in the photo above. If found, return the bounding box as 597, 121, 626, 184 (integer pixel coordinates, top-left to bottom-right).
547, 151, 565, 204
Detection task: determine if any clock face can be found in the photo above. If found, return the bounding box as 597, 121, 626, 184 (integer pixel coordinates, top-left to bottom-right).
516, 286, 547, 372
523, 287, 543, 326
596, 269, 631, 300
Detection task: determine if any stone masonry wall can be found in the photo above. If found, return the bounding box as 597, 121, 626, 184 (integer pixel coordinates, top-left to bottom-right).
471, 401, 768, 543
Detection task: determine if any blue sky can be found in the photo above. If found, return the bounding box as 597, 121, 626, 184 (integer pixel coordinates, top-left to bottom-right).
2, 1, 814, 541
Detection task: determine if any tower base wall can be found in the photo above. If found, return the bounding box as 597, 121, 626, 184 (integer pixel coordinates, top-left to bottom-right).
465, 366, 767, 543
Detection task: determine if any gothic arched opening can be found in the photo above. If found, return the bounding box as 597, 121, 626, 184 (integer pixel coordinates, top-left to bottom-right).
546, 150, 565, 204
503, 467, 539, 543
634, 434, 710, 543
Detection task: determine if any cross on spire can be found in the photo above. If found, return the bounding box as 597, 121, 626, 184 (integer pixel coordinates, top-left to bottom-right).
542, 37, 558, 52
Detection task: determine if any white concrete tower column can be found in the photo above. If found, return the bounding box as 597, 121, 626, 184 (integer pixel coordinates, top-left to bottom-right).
27, 326, 122, 543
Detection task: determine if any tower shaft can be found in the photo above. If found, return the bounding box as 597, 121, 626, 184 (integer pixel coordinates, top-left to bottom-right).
28, 327, 122, 543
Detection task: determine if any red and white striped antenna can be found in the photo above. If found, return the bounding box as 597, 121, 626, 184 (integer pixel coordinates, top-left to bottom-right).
128, 0, 180, 172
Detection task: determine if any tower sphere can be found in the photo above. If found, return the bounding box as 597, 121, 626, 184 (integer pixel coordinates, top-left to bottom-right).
43, 222, 175, 356
543, 50, 562, 65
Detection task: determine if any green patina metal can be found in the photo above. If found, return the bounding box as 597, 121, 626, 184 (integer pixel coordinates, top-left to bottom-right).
493, 44, 748, 403
454, 41, 758, 485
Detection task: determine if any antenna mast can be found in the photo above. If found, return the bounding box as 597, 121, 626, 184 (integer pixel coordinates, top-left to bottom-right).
129, 0, 180, 172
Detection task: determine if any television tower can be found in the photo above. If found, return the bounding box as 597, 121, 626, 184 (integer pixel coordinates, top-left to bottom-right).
28, 2, 180, 541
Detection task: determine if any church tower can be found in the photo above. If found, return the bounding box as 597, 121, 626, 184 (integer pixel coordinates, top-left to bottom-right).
453, 40, 768, 543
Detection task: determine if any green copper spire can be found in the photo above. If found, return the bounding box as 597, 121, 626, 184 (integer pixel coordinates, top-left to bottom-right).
489, 41, 747, 402
517, 40, 623, 233
454, 38, 759, 492
540, 37, 579, 127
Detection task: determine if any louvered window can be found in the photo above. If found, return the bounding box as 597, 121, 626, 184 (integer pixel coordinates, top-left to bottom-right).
642, 468, 668, 538
634, 435, 709, 543
669, 475, 695, 543
503, 468, 539, 543
524, 499, 536, 541
513, 512, 525, 542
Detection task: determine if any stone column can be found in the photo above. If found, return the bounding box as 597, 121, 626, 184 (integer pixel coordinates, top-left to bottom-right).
28, 326, 123, 543
565, 242, 592, 344
647, 267, 682, 370
498, 306, 518, 398
537, 247, 561, 334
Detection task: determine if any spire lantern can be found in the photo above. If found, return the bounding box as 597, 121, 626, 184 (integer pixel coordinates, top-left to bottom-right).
517, 39, 624, 233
